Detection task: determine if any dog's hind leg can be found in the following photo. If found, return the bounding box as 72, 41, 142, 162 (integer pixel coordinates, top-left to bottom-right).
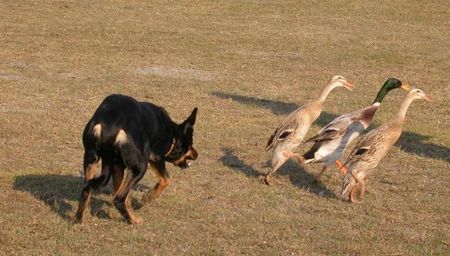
112, 160, 125, 194
82, 122, 102, 183
113, 160, 148, 225
142, 161, 171, 203
112, 160, 133, 209
83, 150, 99, 183
73, 155, 113, 224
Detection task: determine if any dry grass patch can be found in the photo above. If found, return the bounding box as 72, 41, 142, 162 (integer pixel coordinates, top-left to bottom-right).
0, 0, 449, 255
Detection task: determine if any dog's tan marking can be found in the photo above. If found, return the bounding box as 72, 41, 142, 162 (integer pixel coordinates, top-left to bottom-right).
142, 163, 172, 203
172, 147, 198, 166
115, 129, 127, 145
113, 171, 142, 224
93, 124, 101, 138
84, 163, 97, 182
153, 176, 171, 199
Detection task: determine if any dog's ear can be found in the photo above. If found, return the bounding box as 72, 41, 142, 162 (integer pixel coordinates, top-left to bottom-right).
181, 107, 198, 133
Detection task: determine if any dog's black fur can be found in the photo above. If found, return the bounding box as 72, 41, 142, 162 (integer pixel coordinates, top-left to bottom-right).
74, 94, 198, 224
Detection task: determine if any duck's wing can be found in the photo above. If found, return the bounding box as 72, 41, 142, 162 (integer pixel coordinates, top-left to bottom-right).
305, 103, 380, 144
343, 126, 379, 165
265, 118, 299, 151
265, 107, 306, 151
304, 112, 356, 144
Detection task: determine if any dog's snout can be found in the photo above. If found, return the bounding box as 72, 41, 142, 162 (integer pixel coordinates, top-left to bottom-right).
189, 147, 198, 160
172, 146, 198, 169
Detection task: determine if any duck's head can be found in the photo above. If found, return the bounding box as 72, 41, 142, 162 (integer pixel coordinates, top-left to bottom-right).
383, 78, 410, 92
407, 87, 433, 102
373, 78, 411, 104
328, 75, 354, 91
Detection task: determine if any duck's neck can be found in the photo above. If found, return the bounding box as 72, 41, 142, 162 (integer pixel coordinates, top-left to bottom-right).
396, 95, 416, 123
372, 86, 389, 104
318, 83, 336, 104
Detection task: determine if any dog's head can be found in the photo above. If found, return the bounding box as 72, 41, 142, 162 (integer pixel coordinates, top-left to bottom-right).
166, 107, 198, 169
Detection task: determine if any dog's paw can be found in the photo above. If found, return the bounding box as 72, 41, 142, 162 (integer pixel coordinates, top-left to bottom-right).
128, 216, 143, 225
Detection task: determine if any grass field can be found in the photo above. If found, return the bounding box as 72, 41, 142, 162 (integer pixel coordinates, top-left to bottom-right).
1, 0, 449, 255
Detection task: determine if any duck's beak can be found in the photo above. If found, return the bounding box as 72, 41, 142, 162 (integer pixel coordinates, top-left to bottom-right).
343, 80, 354, 91
400, 83, 411, 91
423, 94, 433, 102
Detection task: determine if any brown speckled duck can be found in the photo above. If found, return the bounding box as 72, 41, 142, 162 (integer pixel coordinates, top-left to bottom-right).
341, 88, 433, 203
264, 75, 354, 185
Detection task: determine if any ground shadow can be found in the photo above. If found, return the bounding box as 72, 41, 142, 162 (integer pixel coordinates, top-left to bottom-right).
211, 92, 298, 116
218, 147, 336, 198
218, 148, 262, 177
395, 135, 450, 163
211, 92, 338, 127
212, 92, 449, 163
13, 174, 151, 221
14, 174, 87, 221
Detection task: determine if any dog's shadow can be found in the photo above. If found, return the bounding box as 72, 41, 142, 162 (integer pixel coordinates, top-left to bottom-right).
13, 174, 86, 221
218, 148, 336, 198
13, 174, 151, 221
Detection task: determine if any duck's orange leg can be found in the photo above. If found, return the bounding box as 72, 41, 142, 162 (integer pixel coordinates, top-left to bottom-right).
334, 160, 347, 175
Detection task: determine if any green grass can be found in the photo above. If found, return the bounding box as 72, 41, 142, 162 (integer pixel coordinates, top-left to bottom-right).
1, 0, 449, 255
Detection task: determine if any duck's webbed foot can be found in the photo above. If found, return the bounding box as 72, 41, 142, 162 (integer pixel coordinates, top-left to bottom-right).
349, 169, 365, 203
264, 174, 274, 186
264, 157, 288, 186
263, 175, 286, 186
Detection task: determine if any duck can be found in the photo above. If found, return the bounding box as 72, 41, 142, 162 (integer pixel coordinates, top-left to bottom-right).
341, 88, 433, 203
264, 75, 354, 185
287, 78, 410, 180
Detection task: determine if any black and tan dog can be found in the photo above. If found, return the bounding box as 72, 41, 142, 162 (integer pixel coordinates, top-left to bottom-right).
73, 94, 198, 224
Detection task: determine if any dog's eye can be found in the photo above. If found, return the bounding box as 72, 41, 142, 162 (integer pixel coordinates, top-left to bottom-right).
174, 143, 183, 154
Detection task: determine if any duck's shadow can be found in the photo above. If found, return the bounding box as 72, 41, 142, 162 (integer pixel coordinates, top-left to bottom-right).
394, 133, 450, 163
218, 147, 336, 198
13, 174, 150, 221
212, 92, 449, 164
211, 92, 337, 126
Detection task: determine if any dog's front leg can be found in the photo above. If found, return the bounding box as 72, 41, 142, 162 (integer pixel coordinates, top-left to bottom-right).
142, 161, 171, 203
